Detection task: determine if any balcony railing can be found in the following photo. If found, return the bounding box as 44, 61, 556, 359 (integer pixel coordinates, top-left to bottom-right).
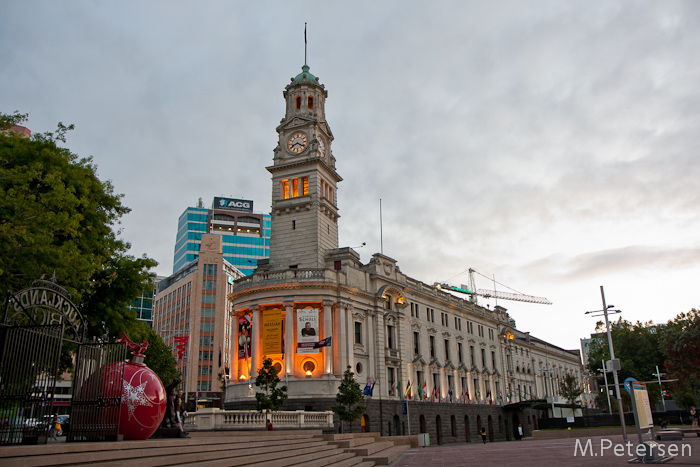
184, 408, 334, 431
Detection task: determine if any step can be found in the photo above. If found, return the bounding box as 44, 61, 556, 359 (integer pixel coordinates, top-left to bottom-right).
346, 441, 395, 456
363, 445, 410, 466
2, 438, 330, 467
186, 444, 345, 467
329, 436, 377, 448
86, 441, 339, 467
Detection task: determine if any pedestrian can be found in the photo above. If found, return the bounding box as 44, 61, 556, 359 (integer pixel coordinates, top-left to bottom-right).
481, 427, 487, 444
49, 414, 59, 441
517, 423, 523, 440
267, 418, 273, 431
691, 406, 699, 428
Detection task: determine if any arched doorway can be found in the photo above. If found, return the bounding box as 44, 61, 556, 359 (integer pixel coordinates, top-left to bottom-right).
512, 413, 520, 440
487, 415, 494, 442
476, 415, 482, 434
361, 414, 369, 433
436, 415, 442, 445
393, 415, 400, 436
499, 415, 503, 434
505, 417, 511, 441
464, 415, 470, 442
451, 415, 456, 437
419, 415, 426, 433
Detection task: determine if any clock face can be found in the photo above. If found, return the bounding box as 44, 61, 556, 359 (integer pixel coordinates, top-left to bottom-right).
287, 132, 308, 154
318, 138, 325, 157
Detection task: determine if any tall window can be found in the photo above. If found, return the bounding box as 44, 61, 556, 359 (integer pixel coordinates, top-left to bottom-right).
308, 96, 314, 109
387, 325, 396, 349
470, 345, 475, 366
481, 348, 486, 368
281, 179, 290, 199
429, 336, 436, 358
302, 176, 309, 195
291, 178, 299, 197
354, 322, 362, 344
413, 331, 420, 355
444, 339, 450, 361
458, 343, 463, 363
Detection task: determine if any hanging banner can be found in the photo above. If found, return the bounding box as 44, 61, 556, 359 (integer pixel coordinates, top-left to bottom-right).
262, 309, 283, 356
238, 315, 251, 360
297, 308, 319, 354
173, 335, 189, 360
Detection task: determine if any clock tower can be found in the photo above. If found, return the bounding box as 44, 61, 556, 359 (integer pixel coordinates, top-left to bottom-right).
265, 64, 342, 270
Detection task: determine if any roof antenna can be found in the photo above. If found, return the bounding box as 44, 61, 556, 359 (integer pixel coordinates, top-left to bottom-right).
304, 22, 308, 65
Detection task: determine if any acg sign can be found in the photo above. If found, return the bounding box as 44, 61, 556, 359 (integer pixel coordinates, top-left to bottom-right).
214, 197, 253, 213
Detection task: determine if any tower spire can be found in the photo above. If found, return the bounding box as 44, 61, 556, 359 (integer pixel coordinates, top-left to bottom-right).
304, 22, 307, 65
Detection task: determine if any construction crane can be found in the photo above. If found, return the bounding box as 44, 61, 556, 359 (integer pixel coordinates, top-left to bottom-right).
435, 268, 552, 305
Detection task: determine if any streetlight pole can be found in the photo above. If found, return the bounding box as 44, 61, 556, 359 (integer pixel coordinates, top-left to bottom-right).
598, 360, 612, 415
652, 365, 666, 412
599, 286, 627, 440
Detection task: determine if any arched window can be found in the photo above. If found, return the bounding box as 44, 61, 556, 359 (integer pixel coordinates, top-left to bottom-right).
295, 96, 301, 110
308, 96, 314, 109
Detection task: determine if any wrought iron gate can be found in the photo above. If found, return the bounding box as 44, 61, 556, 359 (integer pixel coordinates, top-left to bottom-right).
67, 342, 127, 442
0, 325, 64, 445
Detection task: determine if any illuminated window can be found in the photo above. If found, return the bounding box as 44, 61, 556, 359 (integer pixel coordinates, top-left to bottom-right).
281, 179, 289, 199
302, 176, 309, 195
292, 178, 299, 197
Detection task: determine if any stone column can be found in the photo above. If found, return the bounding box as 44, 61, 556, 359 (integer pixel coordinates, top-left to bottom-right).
337, 303, 348, 375
284, 300, 294, 377
467, 372, 475, 403
367, 311, 376, 380
323, 300, 333, 375
347, 308, 356, 374
251, 305, 260, 380
231, 310, 239, 381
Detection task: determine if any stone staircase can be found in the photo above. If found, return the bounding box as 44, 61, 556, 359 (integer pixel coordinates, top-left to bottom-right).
0, 430, 413, 466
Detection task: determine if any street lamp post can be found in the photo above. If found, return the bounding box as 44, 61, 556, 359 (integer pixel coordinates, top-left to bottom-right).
585, 286, 627, 440
652, 365, 666, 412
597, 360, 612, 415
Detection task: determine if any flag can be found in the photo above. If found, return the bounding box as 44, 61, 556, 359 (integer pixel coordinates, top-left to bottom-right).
487, 390, 492, 405
465, 389, 470, 405
477, 389, 481, 403
363, 380, 372, 396
369, 379, 375, 396
498, 393, 503, 406
437, 386, 441, 402
391, 380, 396, 396
421, 381, 427, 401
313, 336, 332, 348
397, 380, 403, 399
449, 389, 453, 403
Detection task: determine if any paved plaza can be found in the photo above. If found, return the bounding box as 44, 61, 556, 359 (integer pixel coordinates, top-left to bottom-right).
393, 434, 700, 467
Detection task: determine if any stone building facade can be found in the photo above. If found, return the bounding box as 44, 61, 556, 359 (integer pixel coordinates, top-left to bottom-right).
224, 62, 585, 441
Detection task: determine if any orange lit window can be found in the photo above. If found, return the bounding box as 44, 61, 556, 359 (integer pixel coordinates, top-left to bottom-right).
308, 96, 314, 109
292, 178, 299, 197
281, 179, 290, 199
302, 177, 309, 195
295, 96, 301, 110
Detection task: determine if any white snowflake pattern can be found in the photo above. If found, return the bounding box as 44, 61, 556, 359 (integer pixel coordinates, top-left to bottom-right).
122, 379, 152, 420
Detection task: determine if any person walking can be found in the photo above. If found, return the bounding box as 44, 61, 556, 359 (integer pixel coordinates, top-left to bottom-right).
691, 406, 698, 428
517, 423, 523, 440
49, 414, 59, 441
481, 427, 487, 444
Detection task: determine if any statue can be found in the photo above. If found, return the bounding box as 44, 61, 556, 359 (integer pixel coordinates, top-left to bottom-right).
162, 377, 182, 428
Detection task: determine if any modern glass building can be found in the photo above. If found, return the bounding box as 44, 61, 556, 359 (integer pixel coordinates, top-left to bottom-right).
172, 197, 270, 276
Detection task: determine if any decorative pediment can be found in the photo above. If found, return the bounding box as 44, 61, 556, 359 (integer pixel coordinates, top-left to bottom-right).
442, 331, 451, 338
489, 344, 498, 350
352, 311, 366, 321
412, 355, 427, 365
492, 369, 501, 377
411, 322, 422, 331
482, 368, 491, 376
428, 358, 441, 368
427, 327, 437, 334
468, 338, 476, 344
455, 335, 464, 341
470, 365, 479, 373
457, 362, 468, 371
377, 285, 408, 309
444, 361, 456, 370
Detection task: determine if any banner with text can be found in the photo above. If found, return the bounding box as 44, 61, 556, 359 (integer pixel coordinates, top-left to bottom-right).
262, 309, 283, 356
297, 308, 319, 354
238, 315, 251, 360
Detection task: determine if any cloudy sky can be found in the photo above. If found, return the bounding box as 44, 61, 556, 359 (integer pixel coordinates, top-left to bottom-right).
3, 1, 699, 352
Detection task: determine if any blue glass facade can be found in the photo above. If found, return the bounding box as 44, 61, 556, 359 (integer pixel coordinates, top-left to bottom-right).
172, 206, 270, 275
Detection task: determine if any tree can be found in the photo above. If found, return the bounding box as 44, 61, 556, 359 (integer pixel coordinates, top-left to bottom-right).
254, 358, 288, 417
585, 318, 664, 409
332, 366, 366, 433
659, 309, 700, 408
559, 373, 583, 413
0, 111, 158, 353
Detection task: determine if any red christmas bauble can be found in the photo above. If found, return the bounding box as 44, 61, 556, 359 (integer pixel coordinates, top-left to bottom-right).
103, 359, 166, 440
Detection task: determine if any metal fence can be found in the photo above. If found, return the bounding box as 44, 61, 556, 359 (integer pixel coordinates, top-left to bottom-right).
68, 342, 127, 442
0, 325, 64, 445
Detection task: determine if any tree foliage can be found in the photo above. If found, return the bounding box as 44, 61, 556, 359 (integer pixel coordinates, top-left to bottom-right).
559, 372, 583, 409
0, 111, 158, 366
129, 324, 180, 388
332, 366, 366, 432
254, 357, 288, 415
658, 309, 700, 408
586, 318, 664, 409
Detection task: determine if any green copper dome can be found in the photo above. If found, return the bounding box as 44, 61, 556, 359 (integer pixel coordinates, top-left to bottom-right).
292, 64, 320, 85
